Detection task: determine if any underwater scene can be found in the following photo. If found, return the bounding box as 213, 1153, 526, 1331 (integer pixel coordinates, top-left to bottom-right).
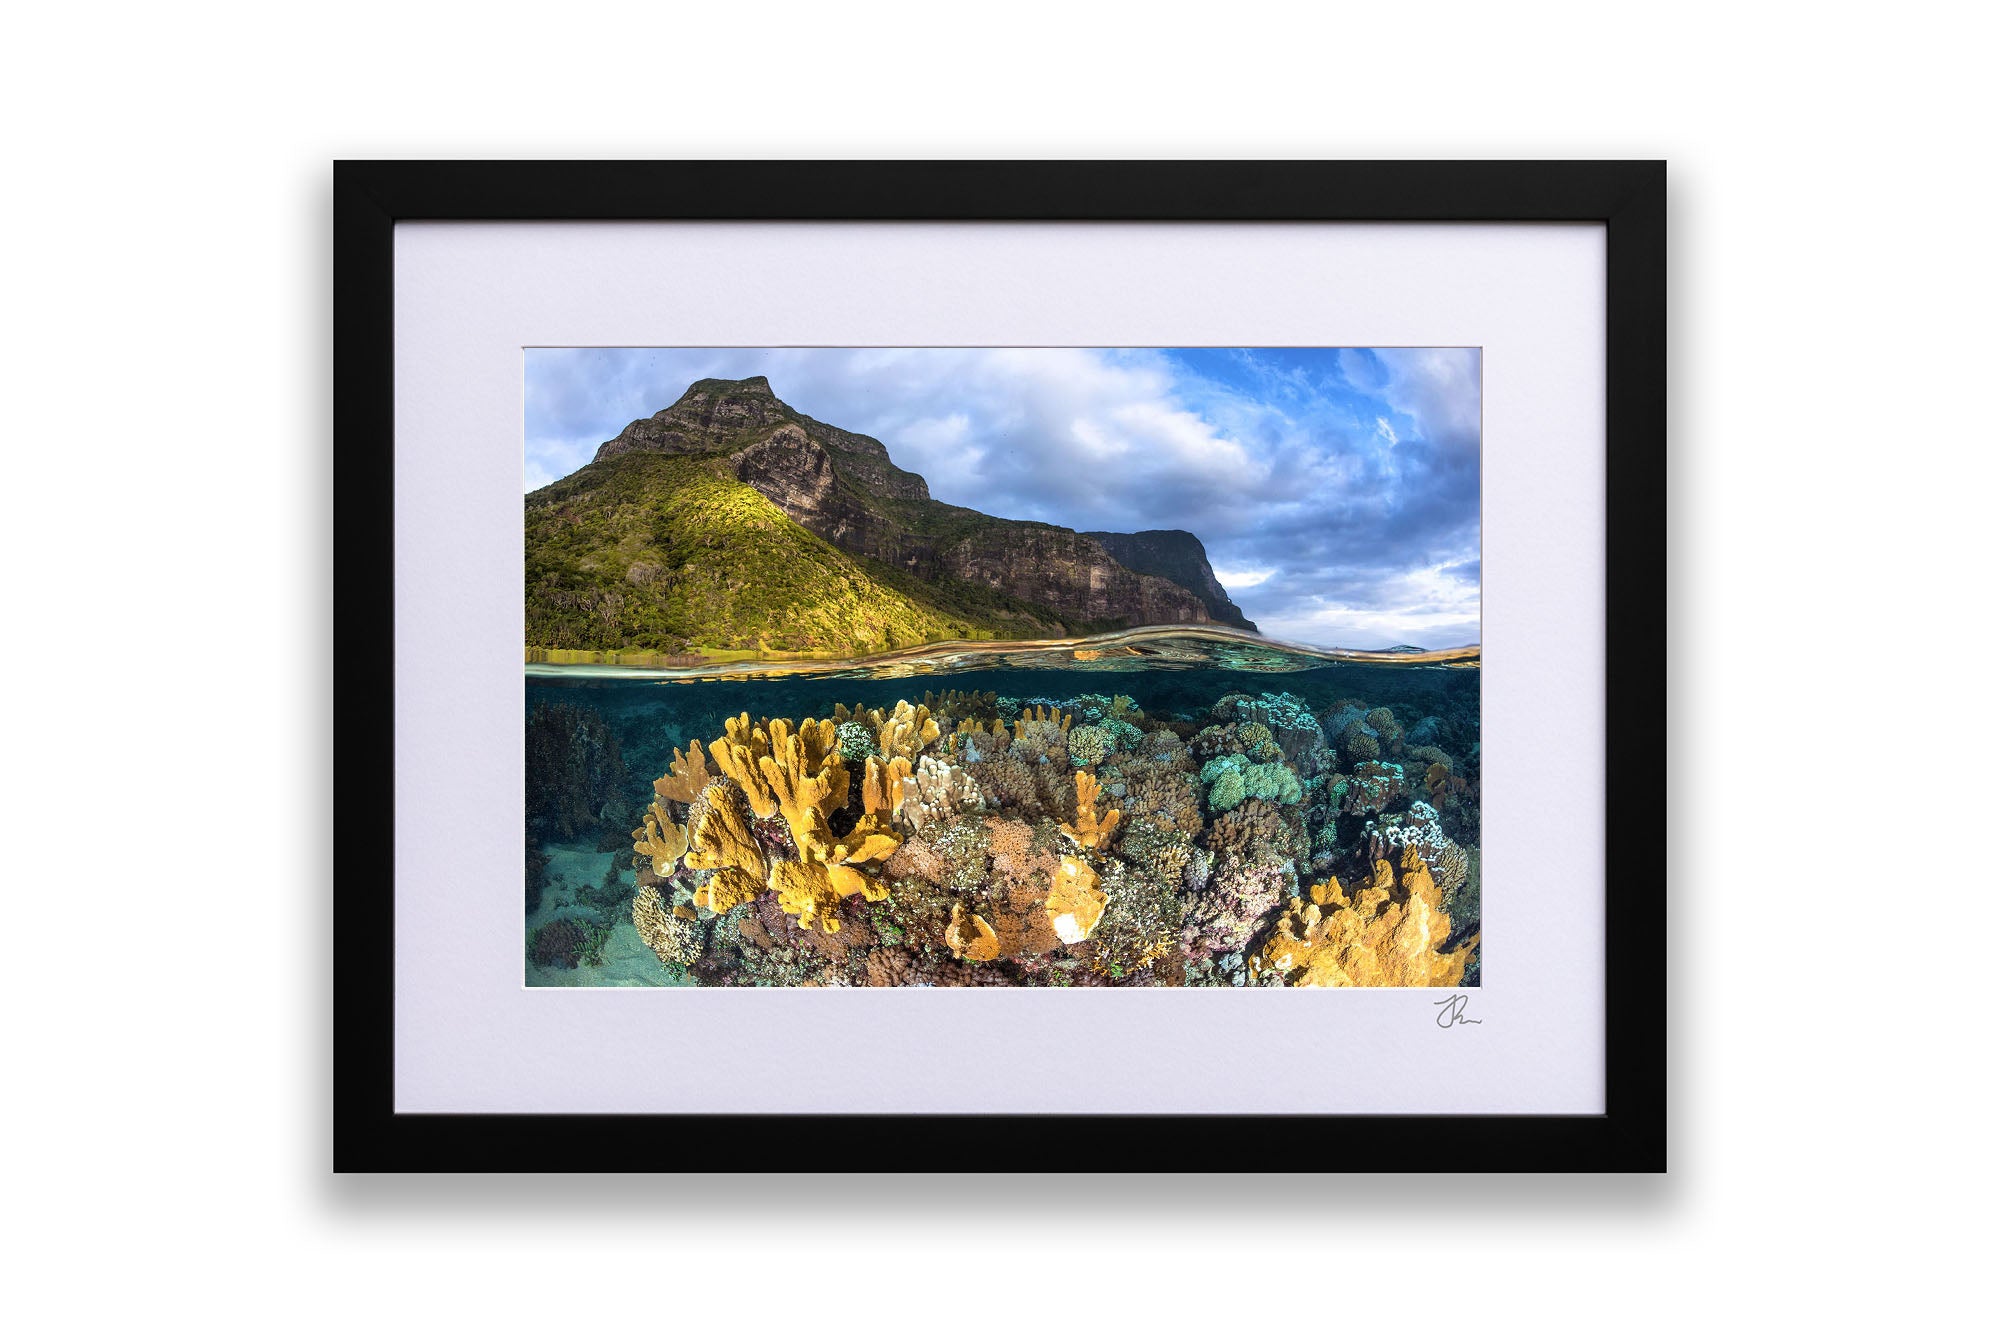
524, 634, 1480, 988
523, 350, 1482, 988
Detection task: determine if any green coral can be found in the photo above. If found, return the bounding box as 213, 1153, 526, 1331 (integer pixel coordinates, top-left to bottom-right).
1198, 751, 1299, 811
1241, 762, 1302, 805
836, 719, 876, 760
1068, 724, 1115, 768
1102, 718, 1144, 752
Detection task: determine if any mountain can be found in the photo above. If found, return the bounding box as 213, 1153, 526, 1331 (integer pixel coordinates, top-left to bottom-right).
1082, 529, 1256, 631
526, 376, 1253, 657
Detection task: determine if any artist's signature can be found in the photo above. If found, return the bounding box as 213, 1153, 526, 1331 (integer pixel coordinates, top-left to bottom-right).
1432, 993, 1482, 1028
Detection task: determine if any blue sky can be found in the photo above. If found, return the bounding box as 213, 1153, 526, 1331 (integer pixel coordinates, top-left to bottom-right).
524, 347, 1479, 649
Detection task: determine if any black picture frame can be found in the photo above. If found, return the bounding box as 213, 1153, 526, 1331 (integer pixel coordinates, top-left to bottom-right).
335, 160, 1666, 1172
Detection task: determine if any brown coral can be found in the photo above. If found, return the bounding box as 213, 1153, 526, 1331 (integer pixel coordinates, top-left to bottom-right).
1061, 769, 1123, 849
633, 885, 704, 966
971, 753, 1042, 815
1251, 849, 1476, 987
904, 754, 984, 832
1127, 769, 1202, 836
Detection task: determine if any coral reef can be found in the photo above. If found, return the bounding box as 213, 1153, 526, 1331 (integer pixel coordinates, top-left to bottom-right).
593, 679, 1479, 988
1061, 770, 1122, 849
1340, 761, 1407, 815
530, 918, 588, 969
1047, 855, 1108, 944
946, 904, 1001, 961
633, 885, 704, 966
1250, 849, 1477, 987
631, 804, 687, 877
1068, 723, 1115, 768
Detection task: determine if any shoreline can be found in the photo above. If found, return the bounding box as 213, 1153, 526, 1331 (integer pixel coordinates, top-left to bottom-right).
524, 624, 1480, 682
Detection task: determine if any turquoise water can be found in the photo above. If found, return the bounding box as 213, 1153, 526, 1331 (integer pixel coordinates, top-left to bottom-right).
523, 632, 1479, 988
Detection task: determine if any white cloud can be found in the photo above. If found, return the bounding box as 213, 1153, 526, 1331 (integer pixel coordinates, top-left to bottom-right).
1212, 565, 1276, 589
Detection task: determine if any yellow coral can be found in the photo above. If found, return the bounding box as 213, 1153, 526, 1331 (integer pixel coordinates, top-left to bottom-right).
1060, 769, 1122, 849
631, 803, 688, 876
1011, 703, 1072, 741
652, 739, 714, 806
876, 700, 940, 761
859, 753, 913, 822
946, 903, 1001, 962
683, 781, 768, 914
709, 713, 779, 817
1254, 848, 1477, 987
836, 700, 940, 761
1046, 855, 1108, 944
757, 718, 850, 853
767, 858, 887, 934
745, 731, 897, 933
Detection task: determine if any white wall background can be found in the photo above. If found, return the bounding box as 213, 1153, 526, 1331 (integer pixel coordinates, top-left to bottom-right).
3, 2, 1987, 1329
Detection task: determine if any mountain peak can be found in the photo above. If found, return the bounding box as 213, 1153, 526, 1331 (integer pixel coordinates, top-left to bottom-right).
681, 374, 772, 399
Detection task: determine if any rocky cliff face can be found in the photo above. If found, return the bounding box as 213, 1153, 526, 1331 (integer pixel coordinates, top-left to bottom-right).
588, 376, 1244, 635
1084, 529, 1257, 631
595, 376, 931, 501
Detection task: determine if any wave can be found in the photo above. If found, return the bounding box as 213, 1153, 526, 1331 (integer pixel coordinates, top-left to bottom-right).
524, 625, 1480, 682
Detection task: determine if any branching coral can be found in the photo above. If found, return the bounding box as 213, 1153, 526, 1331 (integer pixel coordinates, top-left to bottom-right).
1046, 855, 1108, 944
921, 688, 998, 726
652, 739, 714, 806
903, 754, 984, 833
1251, 849, 1476, 987
836, 700, 940, 762
877, 700, 940, 762
972, 754, 1043, 814
1067, 723, 1114, 768
1009, 704, 1072, 765
633, 885, 703, 966
1061, 770, 1122, 850
683, 779, 769, 914
759, 719, 851, 848
768, 857, 887, 935
858, 753, 913, 826
631, 803, 688, 877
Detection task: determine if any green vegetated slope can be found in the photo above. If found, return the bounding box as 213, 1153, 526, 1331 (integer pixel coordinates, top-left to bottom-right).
524, 454, 1073, 656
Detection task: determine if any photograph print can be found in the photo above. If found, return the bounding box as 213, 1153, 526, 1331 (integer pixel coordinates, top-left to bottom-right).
522, 348, 1481, 989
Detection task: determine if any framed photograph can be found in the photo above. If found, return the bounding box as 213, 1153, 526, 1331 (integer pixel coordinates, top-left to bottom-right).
337, 161, 1664, 1170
